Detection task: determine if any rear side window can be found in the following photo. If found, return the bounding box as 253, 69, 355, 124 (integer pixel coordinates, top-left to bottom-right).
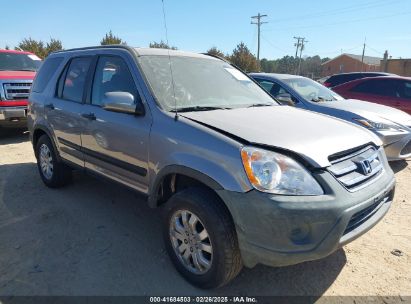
330, 74, 360, 87
399, 81, 411, 100
31, 57, 63, 93
59, 57, 92, 103
351, 79, 398, 97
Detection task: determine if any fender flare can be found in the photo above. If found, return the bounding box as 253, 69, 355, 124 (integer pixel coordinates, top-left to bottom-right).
148, 165, 224, 208
32, 125, 61, 161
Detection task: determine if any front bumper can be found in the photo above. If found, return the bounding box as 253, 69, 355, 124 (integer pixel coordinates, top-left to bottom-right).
0, 106, 27, 124
377, 130, 411, 160
217, 168, 395, 268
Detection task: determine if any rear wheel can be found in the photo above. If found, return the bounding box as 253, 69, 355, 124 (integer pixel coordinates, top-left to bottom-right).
36, 135, 71, 188
162, 188, 242, 288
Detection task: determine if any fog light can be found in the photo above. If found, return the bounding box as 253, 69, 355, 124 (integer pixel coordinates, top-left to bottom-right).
289, 224, 311, 244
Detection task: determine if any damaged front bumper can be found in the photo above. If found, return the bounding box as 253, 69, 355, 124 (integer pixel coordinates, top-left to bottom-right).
217, 168, 395, 268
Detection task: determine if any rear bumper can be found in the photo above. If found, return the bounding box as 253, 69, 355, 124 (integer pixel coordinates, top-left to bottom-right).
217, 168, 395, 269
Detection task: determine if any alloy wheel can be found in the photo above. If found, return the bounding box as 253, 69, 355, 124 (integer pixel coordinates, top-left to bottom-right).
169, 210, 213, 274
39, 144, 54, 180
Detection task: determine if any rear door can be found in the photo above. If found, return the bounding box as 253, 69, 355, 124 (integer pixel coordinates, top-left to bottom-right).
397, 80, 411, 115
46, 56, 92, 166
346, 78, 400, 108
80, 53, 152, 193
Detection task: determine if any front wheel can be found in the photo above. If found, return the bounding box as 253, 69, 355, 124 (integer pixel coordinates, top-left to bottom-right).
162, 188, 243, 288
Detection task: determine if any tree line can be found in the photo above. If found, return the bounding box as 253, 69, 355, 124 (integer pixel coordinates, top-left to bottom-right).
7, 30, 329, 78
206, 44, 329, 78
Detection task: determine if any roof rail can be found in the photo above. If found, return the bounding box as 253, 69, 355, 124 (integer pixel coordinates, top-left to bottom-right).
51, 44, 137, 55
201, 52, 230, 63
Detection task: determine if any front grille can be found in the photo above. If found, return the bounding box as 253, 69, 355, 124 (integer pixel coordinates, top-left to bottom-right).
328, 146, 383, 191
3, 82, 32, 100
400, 140, 411, 156
343, 190, 392, 235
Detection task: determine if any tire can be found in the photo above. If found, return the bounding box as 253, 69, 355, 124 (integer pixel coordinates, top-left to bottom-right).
162, 187, 243, 288
35, 135, 72, 188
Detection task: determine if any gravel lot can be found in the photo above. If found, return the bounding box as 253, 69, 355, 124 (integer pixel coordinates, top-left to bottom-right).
0, 128, 410, 298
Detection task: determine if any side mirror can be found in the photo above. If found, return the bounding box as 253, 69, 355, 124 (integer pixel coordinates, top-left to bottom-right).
276, 93, 295, 106
102, 92, 145, 116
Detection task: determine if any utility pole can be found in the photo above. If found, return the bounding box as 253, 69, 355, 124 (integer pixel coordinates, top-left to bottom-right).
293, 36, 302, 74
383, 50, 389, 72
296, 37, 307, 75
251, 13, 268, 61
361, 37, 366, 72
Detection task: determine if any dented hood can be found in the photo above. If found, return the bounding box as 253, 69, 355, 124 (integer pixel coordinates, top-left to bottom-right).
181, 106, 381, 168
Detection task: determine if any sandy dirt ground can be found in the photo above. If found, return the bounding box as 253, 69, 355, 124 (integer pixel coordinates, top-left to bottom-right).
0, 128, 410, 299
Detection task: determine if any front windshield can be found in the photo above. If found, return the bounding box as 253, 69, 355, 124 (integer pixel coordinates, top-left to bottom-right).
283, 77, 344, 102
0, 52, 42, 71
138, 55, 277, 111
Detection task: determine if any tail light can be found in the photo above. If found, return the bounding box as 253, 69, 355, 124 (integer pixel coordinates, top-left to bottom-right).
324, 82, 332, 87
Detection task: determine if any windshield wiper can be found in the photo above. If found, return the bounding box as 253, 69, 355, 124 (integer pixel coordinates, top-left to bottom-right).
247, 103, 274, 108
171, 106, 231, 113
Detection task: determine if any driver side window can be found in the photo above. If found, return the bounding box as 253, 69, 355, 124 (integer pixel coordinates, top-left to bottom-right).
256, 79, 296, 106
257, 80, 287, 97
91, 56, 140, 106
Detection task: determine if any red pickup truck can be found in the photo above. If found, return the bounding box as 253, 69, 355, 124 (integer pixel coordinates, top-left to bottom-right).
0, 49, 41, 128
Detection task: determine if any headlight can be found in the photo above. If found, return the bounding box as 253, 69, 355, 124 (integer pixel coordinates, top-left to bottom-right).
241, 146, 323, 195
354, 118, 404, 132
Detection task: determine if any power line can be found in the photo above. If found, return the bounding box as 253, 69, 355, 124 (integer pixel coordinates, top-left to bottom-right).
264, 10, 411, 32
304, 45, 363, 57
366, 45, 385, 56
260, 35, 291, 53
251, 13, 268, 61
267, 0, 399, 24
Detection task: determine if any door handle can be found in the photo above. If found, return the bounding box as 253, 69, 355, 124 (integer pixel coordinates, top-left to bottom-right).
44, 103, 55, 110
81, 113, 96, 120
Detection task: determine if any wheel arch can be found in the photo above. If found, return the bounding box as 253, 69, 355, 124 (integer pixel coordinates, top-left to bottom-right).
32, 125, 60, 160
148, 165, 224, 208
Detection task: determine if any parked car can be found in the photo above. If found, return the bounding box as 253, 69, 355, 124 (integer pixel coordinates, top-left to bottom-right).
319, 72, 394, 88
250, 73, 411, 160
0, 49, 41, 128
28, 46, 395, 288
332, 76, 411, 115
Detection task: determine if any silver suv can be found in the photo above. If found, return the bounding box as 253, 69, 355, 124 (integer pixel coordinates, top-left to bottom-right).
28, 46, 396, 288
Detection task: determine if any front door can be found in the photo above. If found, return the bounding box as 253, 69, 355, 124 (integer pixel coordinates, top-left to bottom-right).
80, 54, 151, 193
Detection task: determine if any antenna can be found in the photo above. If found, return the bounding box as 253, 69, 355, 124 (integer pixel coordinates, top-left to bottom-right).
161, 0, 178, 120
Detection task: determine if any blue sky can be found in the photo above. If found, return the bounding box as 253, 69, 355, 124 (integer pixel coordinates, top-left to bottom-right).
1, 0, 410, 60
